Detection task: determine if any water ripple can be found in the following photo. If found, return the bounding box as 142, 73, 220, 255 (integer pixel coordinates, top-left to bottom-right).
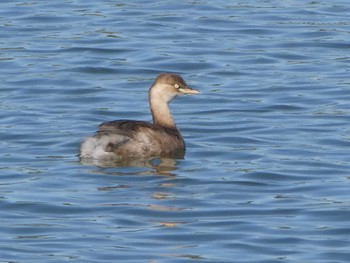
1, 0, 350, 262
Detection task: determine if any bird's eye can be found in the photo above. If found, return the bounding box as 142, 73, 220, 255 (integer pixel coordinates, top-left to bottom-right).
174, 83, 180, 89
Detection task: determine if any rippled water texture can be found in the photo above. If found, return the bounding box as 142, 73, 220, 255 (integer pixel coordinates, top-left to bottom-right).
1, 1, 350, 262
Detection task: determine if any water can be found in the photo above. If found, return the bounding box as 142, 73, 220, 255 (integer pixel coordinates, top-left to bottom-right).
1, 0, 350, 262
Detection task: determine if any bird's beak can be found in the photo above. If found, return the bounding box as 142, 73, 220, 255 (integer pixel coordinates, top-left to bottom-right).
179, 86, 200, 95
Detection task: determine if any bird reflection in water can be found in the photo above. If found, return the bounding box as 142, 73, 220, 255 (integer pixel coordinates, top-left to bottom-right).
81, 157, 179, 176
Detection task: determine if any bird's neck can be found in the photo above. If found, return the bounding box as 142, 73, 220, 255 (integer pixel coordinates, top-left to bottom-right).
149, 92, 176, 129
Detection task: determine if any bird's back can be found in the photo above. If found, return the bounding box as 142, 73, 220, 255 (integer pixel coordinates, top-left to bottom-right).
79, 120, 185, 161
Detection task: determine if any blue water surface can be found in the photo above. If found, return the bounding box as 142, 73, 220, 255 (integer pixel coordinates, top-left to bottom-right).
1, 0, 350, 262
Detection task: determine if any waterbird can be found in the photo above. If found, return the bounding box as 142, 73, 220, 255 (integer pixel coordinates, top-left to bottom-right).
79, 73, 200, 163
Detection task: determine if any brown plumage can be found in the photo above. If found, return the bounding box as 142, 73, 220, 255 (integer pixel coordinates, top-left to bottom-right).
79, 73, 199, 163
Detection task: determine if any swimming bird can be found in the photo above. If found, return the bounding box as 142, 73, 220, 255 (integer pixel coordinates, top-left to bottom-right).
79, 73, 199, 163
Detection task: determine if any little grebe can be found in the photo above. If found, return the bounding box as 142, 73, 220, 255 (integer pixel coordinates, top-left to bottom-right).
79, 73, 199, 162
